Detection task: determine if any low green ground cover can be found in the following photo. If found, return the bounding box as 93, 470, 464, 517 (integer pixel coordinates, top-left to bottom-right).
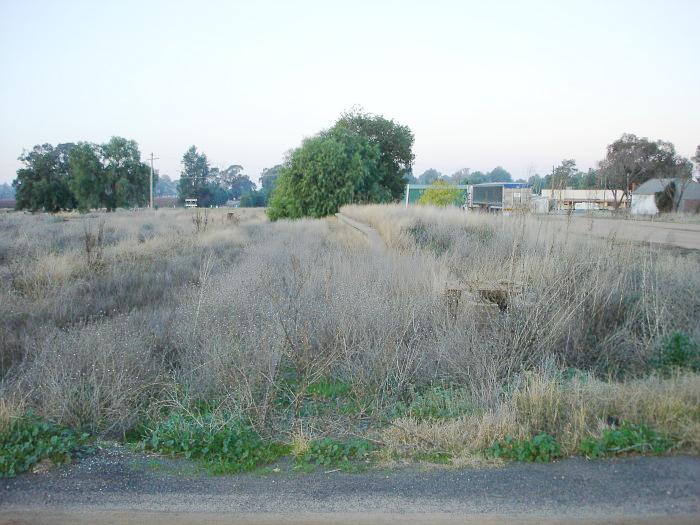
0, 414, 92, 478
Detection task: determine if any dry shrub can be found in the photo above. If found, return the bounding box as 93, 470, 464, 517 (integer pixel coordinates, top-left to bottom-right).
13, 315, 169, 435
2, 204, 699, 450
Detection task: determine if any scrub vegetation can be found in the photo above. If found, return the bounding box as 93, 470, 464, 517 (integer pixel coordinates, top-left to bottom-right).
1, 204, 698, 476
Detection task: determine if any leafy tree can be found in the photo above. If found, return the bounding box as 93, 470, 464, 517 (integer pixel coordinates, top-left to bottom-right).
404, 171, 418, 184
486, 166, 512, 182
260, 165, 283, 194
178, 146, 211, 205
213, 165, 255, 200
693, 145, 700, 179
528, 174, 543, 194
447, 168, 470, 184
240, 190, 267, 207
655, 181, 676, 212
267, 128, 384, 220
333, 109, 415, 199
67, 137, 150, 211
95, 137, 150, 211
417, 168, 442, 185
463, 170, 488, 185
13, 143, 77, 212
68, 142, 104, 211
418, 180, 461, 207
155, 174, 178, 196
598, 134, 692, 208
547, 159, 578, 190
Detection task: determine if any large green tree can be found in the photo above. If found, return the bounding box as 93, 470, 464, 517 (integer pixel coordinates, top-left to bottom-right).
599, 134, 692, 208
69, 137, 150, 212
177, 146, 211, 205
68, 142, 104, 210
222, 165, 255, 199
267, 128, 384, 220
13, 143, 77, 212
333, 109, 415, 200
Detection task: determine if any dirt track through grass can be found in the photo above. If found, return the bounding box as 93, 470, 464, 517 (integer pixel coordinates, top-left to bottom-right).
335, 212, 386, 252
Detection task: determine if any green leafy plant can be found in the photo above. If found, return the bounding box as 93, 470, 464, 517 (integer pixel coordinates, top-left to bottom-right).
392, 386, 475, 420
579, 422, 674, 458
488, 433, 562, 463
305, 378, 351, 399
143, 412, 286, 474
650, 332, 699, 373
0, 414, 91, 478
296, 437, 376, 470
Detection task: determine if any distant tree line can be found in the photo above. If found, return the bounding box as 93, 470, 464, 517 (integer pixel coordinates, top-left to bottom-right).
12, 138, 150, 212
410, 166, 516, 186
0, 183, 14, 199
175, 146, 281, 208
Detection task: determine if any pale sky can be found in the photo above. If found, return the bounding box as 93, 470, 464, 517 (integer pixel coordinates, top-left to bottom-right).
1, 0, 698, 185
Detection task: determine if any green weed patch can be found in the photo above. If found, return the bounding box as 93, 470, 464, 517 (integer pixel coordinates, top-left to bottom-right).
0, 414, 91, 478
143, 412, 287, 474
296, 437, 376, 471
650, 332, 699, 374
488, 433, 562, 462
579, 422, 674, 458
392, 386, 475, 420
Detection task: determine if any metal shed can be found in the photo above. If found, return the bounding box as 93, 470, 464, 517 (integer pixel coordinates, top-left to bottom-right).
469, 182, 530, 211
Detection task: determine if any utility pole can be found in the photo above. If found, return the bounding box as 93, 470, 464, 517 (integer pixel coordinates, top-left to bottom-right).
148, 153, 159, 209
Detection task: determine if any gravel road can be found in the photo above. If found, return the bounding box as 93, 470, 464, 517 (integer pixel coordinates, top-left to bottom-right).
1, 446, 698, 524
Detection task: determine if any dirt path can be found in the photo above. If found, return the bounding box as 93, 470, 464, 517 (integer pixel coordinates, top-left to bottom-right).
1, 447, 698, 524
335, 213, 386, 252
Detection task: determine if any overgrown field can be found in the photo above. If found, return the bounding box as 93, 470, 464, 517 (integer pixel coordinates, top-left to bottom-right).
1, 205, 698, 476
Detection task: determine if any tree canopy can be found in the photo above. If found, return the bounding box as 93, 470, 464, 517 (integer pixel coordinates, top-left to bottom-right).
13, 138, 153, 212
333, 109, 414, 200
176, 147, 256, 207
267, 111, 414, 220
418, 180, 462, 207
14, 143, 77, 212
155, 174, 177, 197
598, 134, 692, 206
417, 169, 442, 185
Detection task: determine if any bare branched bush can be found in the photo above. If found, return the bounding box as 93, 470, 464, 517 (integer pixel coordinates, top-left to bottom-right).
83, 220, 105, 268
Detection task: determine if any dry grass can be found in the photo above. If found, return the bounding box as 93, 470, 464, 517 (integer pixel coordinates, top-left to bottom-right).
382, 371, 700, 458
0, 204, 698, 462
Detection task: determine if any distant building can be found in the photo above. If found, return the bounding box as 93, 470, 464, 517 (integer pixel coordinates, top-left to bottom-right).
541, 189, 623, 210
469, 182, 530, 211
0, 199, 16, 209
631, 178, 700, 215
